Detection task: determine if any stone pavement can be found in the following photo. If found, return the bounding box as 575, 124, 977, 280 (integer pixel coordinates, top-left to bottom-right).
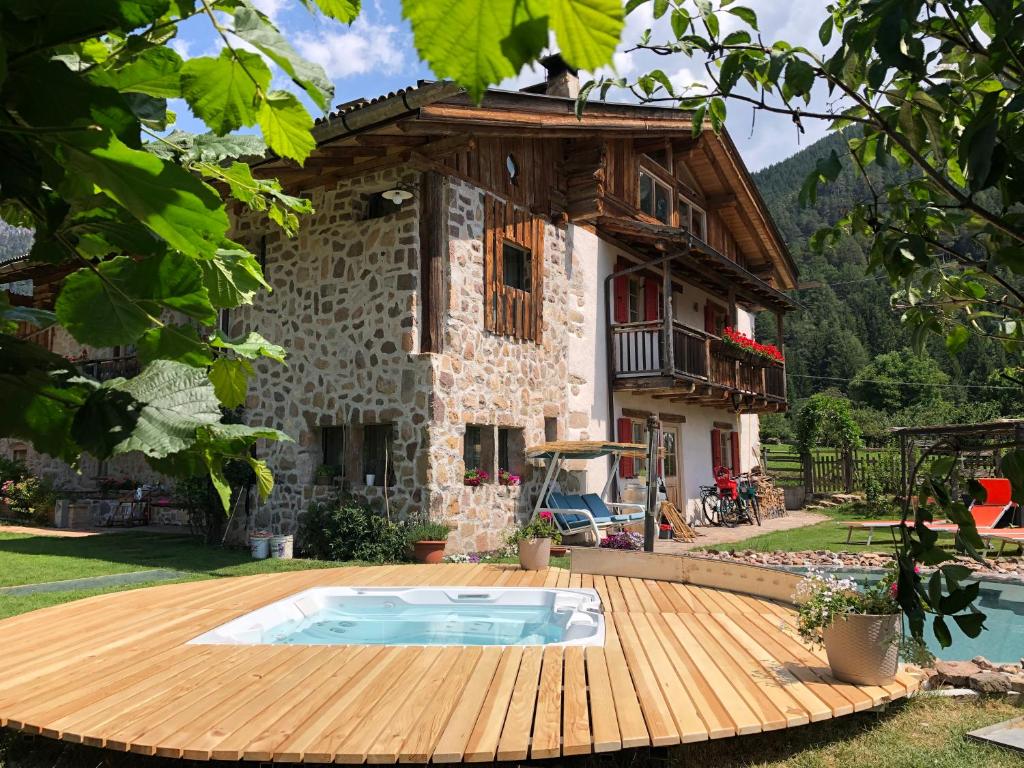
654, 509, 829, 553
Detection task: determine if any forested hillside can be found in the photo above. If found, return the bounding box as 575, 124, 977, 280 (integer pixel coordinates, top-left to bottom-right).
752, 132, 1017, 442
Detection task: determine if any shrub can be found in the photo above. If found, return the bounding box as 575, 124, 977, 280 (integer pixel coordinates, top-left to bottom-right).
298, 498, 409, 563
405, 520, 451, 543
0, 476, 56, 525
0, 456, 27, 486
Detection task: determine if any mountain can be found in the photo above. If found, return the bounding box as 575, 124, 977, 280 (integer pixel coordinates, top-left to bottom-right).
751, 131, 1011, 408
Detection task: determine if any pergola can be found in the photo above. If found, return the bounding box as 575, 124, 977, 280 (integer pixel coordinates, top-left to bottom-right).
891, 419, 1024, 498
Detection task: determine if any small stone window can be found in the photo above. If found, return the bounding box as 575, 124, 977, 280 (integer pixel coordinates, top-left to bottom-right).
544, 417, 558, 443
12, 447, 27, 464
362, 424, 394, 486
502, 242, 532, 292
463, 425, 495, 483
364, 191, 403, 221
321, 426, 346, 477
498, 427, 524, 475
257, 234, 268, 276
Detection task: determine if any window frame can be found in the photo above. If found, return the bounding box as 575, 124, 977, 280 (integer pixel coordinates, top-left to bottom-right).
678, 194, 707, 242
501, 241, 532, 292
362, 424, 394, 487
321, 426, 346, 475
638, 167, 672, 225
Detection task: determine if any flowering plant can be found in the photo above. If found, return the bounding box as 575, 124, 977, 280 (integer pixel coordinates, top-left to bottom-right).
721, 326, 784, 363
513, 510, 562, 542
464, 468, 490, 486
0, 476, 56, 524
793, 567, 900, 647
600, 531, 644, 550
498, 469, 521, 486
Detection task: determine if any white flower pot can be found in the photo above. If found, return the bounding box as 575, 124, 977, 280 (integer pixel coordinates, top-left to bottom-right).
823, 613, 900, 685
365, 474, 376, 486
518, 538, 551, 570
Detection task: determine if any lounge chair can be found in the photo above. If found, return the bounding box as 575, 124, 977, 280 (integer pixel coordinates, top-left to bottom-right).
987, 529, 1024, 556
541, 492, 647, 544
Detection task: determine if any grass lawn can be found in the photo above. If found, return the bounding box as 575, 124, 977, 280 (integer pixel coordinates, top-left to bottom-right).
701, 504, 968, 556
0, 527, 569, 620
0, 694, 1018, 767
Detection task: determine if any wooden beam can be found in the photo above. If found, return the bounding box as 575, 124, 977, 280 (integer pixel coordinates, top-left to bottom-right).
354, 135, 428, 147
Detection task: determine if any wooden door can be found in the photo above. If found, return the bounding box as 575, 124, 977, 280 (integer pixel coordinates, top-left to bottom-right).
662, 427, 682, 509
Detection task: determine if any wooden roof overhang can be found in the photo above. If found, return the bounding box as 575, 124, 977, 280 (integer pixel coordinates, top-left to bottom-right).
598, 215, 797, 314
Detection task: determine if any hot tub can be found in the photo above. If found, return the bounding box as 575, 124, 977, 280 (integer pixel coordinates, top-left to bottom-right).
189, 587, 605, 647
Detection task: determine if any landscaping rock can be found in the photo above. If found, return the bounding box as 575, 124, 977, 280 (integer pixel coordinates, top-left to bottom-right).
1007, 674, 1024, 693
934, 660, 982, 687
969, 671, 1012, 694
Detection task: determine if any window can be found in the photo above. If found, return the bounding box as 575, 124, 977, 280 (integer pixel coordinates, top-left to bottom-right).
544, 417, 558, 443
638, 169, 671, 224
362, 424, 393, 486
464, 425, 483, 471
502, 242, 531, 291
627, 276, 644, 322
365, 191, 403, 220
321, 426, 345, 473
720, 430, 733, 471
497, 427, 524, 474
218, 308, 231, 336
506, 153, 519, 184
12, 447, 27, 464
678, 195, 707, 242
645, 148, 670, 170
257, 234, 268, 275
631, 420, 648, 477
662, 431, 677, 478
705, 301, 728, 335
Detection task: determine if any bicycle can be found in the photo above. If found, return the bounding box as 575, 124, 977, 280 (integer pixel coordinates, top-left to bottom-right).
698, 485, 729, 527
736, 473, 762, 526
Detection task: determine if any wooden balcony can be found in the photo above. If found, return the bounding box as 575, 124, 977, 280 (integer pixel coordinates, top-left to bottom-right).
611, 320, 787, 411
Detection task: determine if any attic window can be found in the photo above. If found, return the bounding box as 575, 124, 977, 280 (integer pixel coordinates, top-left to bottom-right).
365, 191, 403, 220
639, 169, 671, 224
506, 153, 519, 184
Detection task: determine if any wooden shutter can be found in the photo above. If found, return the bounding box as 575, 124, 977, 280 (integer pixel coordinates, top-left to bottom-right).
730, 431, 741, 472
644, 277, 660, 321
617, 417, 634, 477
704, 303, 715, 333
710, 428, 722, 470
613, 259, 629, 323
484, 195, 544, 342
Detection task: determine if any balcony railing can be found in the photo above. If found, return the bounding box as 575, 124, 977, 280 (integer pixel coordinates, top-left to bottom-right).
611, 320, 786, 403
78, 355, 140, 382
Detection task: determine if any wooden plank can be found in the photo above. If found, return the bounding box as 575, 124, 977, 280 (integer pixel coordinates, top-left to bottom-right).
614, 615, 680, 745
601, 615, 649, 748
496, 646, 544, 761
584, 647, 620, 753
431, 647, 503, 763
462, 647, 524, 762
561, 646, 590, 756
530, 646, 564, 758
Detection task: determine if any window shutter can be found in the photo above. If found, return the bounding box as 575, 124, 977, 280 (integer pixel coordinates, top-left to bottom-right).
730, 431, 741, 472
613, 259, 629, 323
644, 277, 660, 321
617, 417, 634, 477
710, 428, 722, 470
704, 303, 715, 333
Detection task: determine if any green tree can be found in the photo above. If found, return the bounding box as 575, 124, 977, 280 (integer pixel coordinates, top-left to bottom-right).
794, 392, 863, 454
850, 349, 950, 412
0, 0, 627, 507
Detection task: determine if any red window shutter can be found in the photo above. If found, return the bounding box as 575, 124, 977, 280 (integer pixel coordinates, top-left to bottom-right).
704, 303, 715, 333
730, 431, 741, 471
710, 429, 722, 470
643, 277, 660, 321
617, 417, 634, 477
613, 259, 629, 323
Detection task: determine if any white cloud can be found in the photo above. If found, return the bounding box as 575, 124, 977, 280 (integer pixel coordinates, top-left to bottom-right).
169, 38, 191, 58
295, 17, 407, 79
252, 0, 290, 23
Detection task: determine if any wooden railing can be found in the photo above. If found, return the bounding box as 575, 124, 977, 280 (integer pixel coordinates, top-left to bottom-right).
78, 355, 140, 381
612, 321, 786, 401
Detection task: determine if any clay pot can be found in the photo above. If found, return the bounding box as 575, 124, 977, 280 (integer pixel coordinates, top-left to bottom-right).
550, 545, 568, 557
518, 538, 552, 570
823, 613, 900, 685
412, 540, 447, 564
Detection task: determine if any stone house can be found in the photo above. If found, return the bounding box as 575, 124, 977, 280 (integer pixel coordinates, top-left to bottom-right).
1, 61, 797, 552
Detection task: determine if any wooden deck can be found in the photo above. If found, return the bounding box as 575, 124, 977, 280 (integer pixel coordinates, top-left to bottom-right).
0, 564, 920, 763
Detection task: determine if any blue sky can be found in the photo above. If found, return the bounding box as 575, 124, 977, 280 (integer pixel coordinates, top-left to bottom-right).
174, 0, 832, 172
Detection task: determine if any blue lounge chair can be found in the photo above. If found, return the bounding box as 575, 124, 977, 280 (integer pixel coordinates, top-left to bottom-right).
542, 492, 647, 544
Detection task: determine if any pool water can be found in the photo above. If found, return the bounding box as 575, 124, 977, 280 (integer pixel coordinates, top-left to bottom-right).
190, 587, 605, 647
790, 568, 1024, 663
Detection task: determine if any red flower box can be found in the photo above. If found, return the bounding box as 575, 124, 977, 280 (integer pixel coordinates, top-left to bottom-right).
721, 327, 784, 363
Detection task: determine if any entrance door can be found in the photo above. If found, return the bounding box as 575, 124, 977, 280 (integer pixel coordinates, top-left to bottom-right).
662, 427, 682, 509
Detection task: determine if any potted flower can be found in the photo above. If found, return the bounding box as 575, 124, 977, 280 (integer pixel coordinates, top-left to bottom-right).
659, 522, 673, 540
498, 469, 521, 486
314, 464, 338, 485
793, 568, 902, 685
405, 520, 452, 564
513, 511, 561, 570
464, 468, 489, 487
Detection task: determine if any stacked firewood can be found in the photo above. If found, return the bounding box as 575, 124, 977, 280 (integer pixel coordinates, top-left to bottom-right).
753, 473, 786, 519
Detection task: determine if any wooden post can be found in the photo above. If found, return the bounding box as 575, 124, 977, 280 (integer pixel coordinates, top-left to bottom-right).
802, 450, 814, 497
662, 262, 674, 377
645, 414, 660, 553
842, 450, 854, 493
775, 311, 786, 400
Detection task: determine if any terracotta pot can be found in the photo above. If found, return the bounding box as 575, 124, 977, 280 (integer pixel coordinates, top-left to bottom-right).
518, 538, 552, 570
823, 613, 900, 686
550, 545, 568, 557
412, 540, 447, 564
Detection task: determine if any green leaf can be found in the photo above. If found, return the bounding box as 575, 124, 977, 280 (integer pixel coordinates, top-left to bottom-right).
56, 253, 215, 346
309, 0, 359, 22
137, 325, 215, 368
932, 614, 952, 647
107, 359, 223, 458
209, 357, 253, 408
952, 612, 986, 638
726, 5, 757, 30
232, 4, 334, 112
938, 581, 979, 615
148, 130, 267, 163
549, 0, 623, 71
210, 330, 286, 362
818, 17, 832, 45
248, 456, 274, 500
198, 248, 269, 308
945, 325, 969, 354
60, 132, 228, 259
784, 58, 815, 97
404, 0, 546, 103
257, 90, 315, 163
180, 49, 271, 134
102, 46, 183, 98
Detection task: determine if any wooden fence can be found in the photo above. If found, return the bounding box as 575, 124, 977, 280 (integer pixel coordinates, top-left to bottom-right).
761, 448, 888, 494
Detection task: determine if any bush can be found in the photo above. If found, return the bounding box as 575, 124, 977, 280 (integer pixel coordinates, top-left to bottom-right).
404, 520, 451, 544
298, 498, 410, 563
0, 475, 56, 525
759, 412, 793, 444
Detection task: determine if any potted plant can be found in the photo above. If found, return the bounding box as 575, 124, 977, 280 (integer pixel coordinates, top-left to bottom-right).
405, 520, 452, 564
315, 464, 337, 485
793, 568, 902, 685
513, 511, 561, 570
464, 468, 489, 487
498, 469, 521, 486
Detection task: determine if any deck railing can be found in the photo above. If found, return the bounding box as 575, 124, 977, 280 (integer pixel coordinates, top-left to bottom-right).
612, 320, 786, 401
78, 355, 140, 381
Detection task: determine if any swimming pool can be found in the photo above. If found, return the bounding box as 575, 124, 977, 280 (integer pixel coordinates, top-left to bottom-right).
190, 587, 605, 647
786, 567, 1024, 663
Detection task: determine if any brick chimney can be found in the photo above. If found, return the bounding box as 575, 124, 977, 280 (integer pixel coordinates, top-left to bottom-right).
540, 53, 579, 98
